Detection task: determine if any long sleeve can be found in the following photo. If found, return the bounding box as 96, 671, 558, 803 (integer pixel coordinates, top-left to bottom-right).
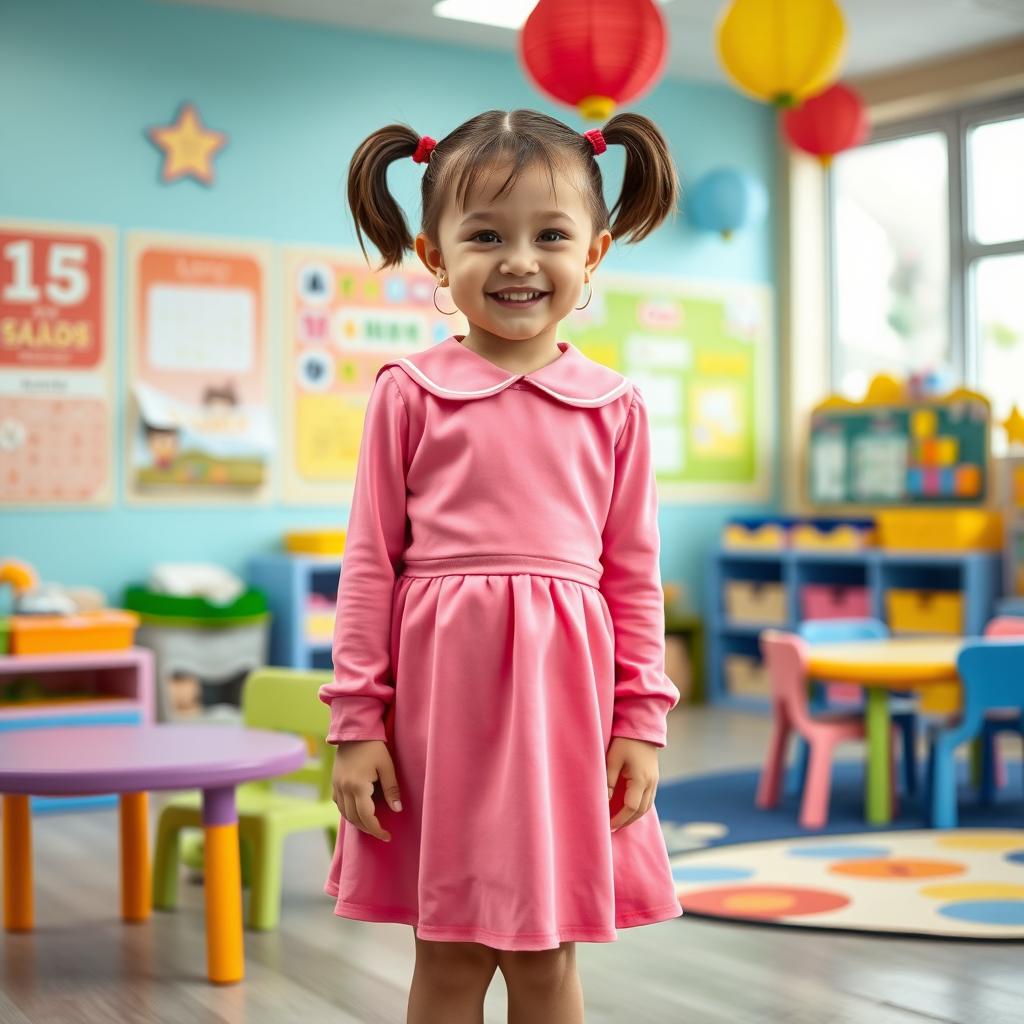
317, 369, 409, 743
599, 386, 681, 748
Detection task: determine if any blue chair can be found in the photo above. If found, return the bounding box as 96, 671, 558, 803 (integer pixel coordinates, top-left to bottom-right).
928, 638, 1024, 828
792, 618, 919, 799
978, 709, 1023, 803
976, 616, 1024, 801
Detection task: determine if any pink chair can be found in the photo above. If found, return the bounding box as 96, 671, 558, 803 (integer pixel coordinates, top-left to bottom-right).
756, 630, 900, 830
986, 616, 1024, 637
980, 616, 1024, 790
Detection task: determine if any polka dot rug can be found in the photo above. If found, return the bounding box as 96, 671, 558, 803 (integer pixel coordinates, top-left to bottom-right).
655, 760, 1024, 938
670, 830, 1024, 938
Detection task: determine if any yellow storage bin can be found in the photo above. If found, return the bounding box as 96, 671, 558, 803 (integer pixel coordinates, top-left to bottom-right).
876, 509, 1002, 551
11, 610, 140, 655
886, 589, 964, 635
724, 580, 788, 626
306, 612, 335, 641
284, 528, 347, 555
722, 523, 787, 550
918, 682, 962, 716
305, 593, 336, 642
724, 654, 773, 698
790, 523, 876, 550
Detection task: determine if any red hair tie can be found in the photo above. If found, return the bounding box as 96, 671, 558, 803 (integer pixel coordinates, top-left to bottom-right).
583, 128, 606, 156
412, 135, 437, 164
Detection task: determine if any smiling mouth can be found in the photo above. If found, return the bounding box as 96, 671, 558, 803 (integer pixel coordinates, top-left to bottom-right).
487, 291, 551, 305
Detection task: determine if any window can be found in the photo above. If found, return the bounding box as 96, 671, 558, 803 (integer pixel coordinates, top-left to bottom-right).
968, 115, 1024, 245
831, 132, 950, 397
829, 94, 1024, 451
973, 252, 1024, 436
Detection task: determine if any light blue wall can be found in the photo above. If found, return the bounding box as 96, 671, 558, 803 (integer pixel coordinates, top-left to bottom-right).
0, 0, 779, 609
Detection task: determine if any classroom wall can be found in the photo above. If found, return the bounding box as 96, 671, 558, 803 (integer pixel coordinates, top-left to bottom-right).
0, 0, 779, 611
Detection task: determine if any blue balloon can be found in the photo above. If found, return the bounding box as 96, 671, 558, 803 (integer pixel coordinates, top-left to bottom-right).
687, 167, 768, 237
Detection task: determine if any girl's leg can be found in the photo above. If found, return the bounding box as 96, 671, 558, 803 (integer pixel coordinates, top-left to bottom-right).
497, 941, 584, 1024
407, 932, 500, 1024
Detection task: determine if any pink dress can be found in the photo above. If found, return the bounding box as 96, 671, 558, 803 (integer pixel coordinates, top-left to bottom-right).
318, 333, 683, 951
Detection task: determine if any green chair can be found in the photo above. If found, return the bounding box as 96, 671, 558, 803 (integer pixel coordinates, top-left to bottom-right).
151, 667, 338, 930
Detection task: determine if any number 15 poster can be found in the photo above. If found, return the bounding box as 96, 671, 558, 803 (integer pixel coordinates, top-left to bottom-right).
0, 220, 116, 506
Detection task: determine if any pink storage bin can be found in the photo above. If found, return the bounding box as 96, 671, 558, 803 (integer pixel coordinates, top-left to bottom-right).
800, 583, 871, 621
801, 583, 872, 704
821, 682, 863, 706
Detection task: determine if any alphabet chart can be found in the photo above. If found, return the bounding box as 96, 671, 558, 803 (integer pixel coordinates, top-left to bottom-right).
281, 247, 465, 504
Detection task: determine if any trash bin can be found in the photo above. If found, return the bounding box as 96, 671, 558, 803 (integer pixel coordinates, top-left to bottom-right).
122, 585, 271, 722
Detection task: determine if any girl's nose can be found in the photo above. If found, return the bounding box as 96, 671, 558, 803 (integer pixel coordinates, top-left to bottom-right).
500, 248, 539, 276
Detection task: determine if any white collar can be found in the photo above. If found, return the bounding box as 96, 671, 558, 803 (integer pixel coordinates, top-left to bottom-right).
379, 335, 630, 408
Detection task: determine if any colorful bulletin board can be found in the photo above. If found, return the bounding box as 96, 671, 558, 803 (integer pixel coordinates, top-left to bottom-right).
282, 247, 466, 504
0, 219, 116, 506
125, 232, 273, 505
559, 272, 773, 501
808, 385, 991, 508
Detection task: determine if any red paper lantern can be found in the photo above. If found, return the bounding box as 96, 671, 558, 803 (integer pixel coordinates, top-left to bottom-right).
782, 82, 868, 166
519, 0, 668, 122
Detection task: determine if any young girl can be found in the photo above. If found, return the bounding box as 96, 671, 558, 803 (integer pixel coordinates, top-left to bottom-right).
320, 108, 683, 1024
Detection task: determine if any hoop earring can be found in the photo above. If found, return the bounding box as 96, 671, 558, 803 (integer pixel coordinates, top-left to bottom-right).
433, 274, 458, 316
574, 276, 592, 311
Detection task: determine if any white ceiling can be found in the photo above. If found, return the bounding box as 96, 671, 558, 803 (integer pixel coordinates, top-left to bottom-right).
167, 0, 1024, 84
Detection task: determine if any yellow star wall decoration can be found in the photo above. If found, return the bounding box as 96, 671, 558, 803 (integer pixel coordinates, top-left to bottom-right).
1003, 404, 1024, 448
147, 102, 228, 186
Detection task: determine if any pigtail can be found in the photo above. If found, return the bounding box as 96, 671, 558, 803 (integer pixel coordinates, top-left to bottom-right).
601, 112, 681, 244
346, 122, 422, 271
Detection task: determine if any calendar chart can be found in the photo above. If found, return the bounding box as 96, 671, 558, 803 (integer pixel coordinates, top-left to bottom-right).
0, 220, 116, 506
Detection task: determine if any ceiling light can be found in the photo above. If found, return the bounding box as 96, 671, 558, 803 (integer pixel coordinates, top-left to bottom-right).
433, 0, 537, 29
433, 0, 675, 31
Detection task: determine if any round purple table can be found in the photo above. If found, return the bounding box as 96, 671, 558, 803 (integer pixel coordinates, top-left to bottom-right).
0, 724, 307, 984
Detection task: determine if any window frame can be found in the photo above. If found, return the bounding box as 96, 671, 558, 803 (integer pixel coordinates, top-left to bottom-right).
827, 91, 1024, 394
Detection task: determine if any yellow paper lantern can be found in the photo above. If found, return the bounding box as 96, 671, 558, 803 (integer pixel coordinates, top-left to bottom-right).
716, 0, 847, 107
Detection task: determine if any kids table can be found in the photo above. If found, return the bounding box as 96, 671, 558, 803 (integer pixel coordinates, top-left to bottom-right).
0, 724, 306, 984
806, 636, 964, 826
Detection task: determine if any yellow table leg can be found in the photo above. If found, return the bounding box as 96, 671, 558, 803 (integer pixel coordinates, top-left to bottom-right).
119, 792, 151, 922
2, 794, 33, 932
204, 820, 244, 983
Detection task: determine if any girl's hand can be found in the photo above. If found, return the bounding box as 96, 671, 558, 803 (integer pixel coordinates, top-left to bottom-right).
332, 739, 403, 842
607, 736, 659, 832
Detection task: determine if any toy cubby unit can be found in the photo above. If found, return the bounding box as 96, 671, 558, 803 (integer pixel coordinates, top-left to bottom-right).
705, 545, 1002, 711
0, 647, 156, 812
247, 553, 342, 671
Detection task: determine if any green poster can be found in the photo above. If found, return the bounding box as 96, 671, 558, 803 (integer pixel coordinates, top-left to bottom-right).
560, 272, 773, 501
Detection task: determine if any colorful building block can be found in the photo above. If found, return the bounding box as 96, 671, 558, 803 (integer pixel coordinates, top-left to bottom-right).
956, 464, 982, 498
911, 409, 938, 438
936, 436, 958, 465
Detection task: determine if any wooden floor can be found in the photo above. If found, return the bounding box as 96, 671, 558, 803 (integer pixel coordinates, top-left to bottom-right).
2, 706, 1022, 1024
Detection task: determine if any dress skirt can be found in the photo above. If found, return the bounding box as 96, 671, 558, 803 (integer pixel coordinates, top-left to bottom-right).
324, 557, 683, 951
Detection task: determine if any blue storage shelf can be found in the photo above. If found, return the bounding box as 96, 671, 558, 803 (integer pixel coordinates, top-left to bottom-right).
248, 553, 341, 670
705, 546, 1003, 711
996, 596, 1024, 617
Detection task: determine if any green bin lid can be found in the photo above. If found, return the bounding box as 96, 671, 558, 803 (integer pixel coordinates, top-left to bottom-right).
123, 584, 268, 622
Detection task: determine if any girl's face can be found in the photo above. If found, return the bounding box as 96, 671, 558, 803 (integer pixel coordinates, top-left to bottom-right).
415, 161, 612, 352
